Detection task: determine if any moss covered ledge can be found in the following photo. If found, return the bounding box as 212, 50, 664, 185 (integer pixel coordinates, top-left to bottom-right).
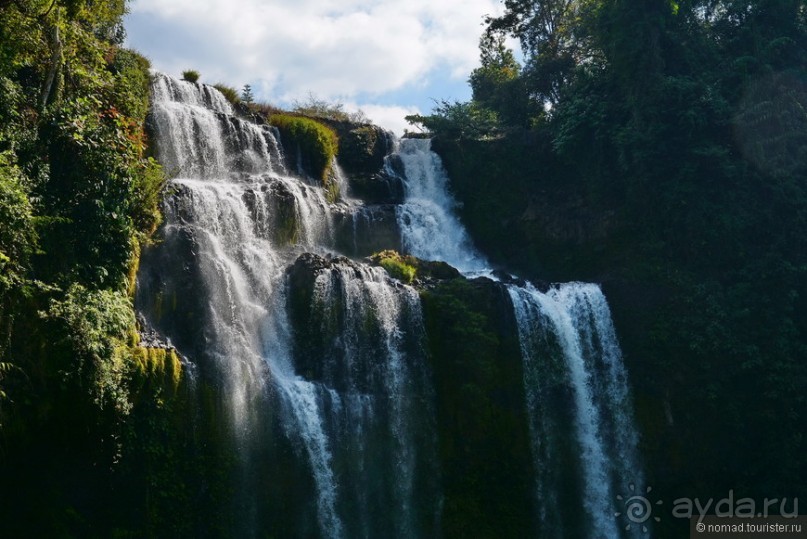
268, 114, 338, 188
368, 250, 462, 285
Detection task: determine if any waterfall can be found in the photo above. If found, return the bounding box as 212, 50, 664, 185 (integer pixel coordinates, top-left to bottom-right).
396, 138, 490, 275
139, 71, 644, 538
508, 283, 645, 538
394, 138, 645, 538
150, 72, 284, 178
139, 73, 438, 538
299, 259, 437, 538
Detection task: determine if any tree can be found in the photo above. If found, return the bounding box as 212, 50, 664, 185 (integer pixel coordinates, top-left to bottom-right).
241, 84, 254, 104
486, 0, 598, 104
469, 32, 533, 126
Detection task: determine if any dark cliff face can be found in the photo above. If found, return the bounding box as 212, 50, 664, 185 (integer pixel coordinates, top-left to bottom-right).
420, 277, 536, 538
430, 131, 807, 537
325, 121, 406, 203
430, 136, 628, 284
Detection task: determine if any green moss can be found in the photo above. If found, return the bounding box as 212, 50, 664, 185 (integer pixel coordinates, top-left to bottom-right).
324, 173, 340, 204
126, 238, 140, 298
131, 157, 166, 236
420, 278, 534, 537
130, 346, 182, 394
380, 257, 416, 283
370, 250, 418, 283
268, 113, 338, 183
275, 206, 300, 246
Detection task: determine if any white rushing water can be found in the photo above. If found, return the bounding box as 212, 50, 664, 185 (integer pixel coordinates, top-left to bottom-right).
144, 73, 437, 539
396, 139, 491, 276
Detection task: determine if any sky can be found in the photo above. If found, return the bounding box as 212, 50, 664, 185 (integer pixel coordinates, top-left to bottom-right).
124, 0, 508, 135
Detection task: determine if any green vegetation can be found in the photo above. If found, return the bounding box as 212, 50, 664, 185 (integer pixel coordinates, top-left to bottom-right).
269, 113, 338, 189
181, 69, 200, 83
369, 250, 463, 283
213, 83, 241, 106
293, 92, 369, 123
241, 83, 253, 104
371, 250, 418, 283
415, 2, 807, 535
0, 2, 207, 535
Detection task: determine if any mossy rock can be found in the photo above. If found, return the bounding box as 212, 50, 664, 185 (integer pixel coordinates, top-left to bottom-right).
420, 277, 534, 537
369, 250, 418, 283
269, 114, 338, 185
130, 346, 182, 396
338, 125, 388, 174
369, 249, 462, 284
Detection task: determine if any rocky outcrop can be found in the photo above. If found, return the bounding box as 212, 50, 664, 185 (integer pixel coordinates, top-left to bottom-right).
367, 249, 462, 285
331, 204, 403, 257
336, 124, 389, 173
346, 167, 406, 204
319, 121, 405, 203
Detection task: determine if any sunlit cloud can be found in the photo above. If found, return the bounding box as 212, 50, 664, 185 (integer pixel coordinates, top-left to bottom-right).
126, 0, 503, 133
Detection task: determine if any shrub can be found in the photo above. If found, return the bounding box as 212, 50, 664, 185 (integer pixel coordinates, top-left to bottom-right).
0, 153, 36, 290
293, 92, 368, 123
181, 70, 200, 83
212, 83, 240, 106
47, 283, 136, 415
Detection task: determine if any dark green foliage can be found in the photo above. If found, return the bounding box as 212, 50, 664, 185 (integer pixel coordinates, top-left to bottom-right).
46, 283, 135, 413
0, 153, 37, 293
181, 69, 200, 83
469, 32, 535, 127
108, 48, 152, 120
42, 96, 143, 285
0, 3, 184, 536
407, 100, 502, 139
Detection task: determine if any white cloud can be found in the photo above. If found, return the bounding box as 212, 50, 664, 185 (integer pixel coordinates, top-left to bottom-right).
126, 0, 502, 105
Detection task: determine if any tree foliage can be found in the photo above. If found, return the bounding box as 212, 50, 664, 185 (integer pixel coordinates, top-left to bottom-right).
0, 3, 171, 532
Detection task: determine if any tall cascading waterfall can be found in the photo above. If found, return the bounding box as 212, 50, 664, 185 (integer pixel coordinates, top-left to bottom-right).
138, 72, 645, 538
395, 138, 646, 538
137, 73, 438, 538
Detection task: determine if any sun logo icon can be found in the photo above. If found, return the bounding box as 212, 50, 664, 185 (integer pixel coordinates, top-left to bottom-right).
615, 483, 662, 534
